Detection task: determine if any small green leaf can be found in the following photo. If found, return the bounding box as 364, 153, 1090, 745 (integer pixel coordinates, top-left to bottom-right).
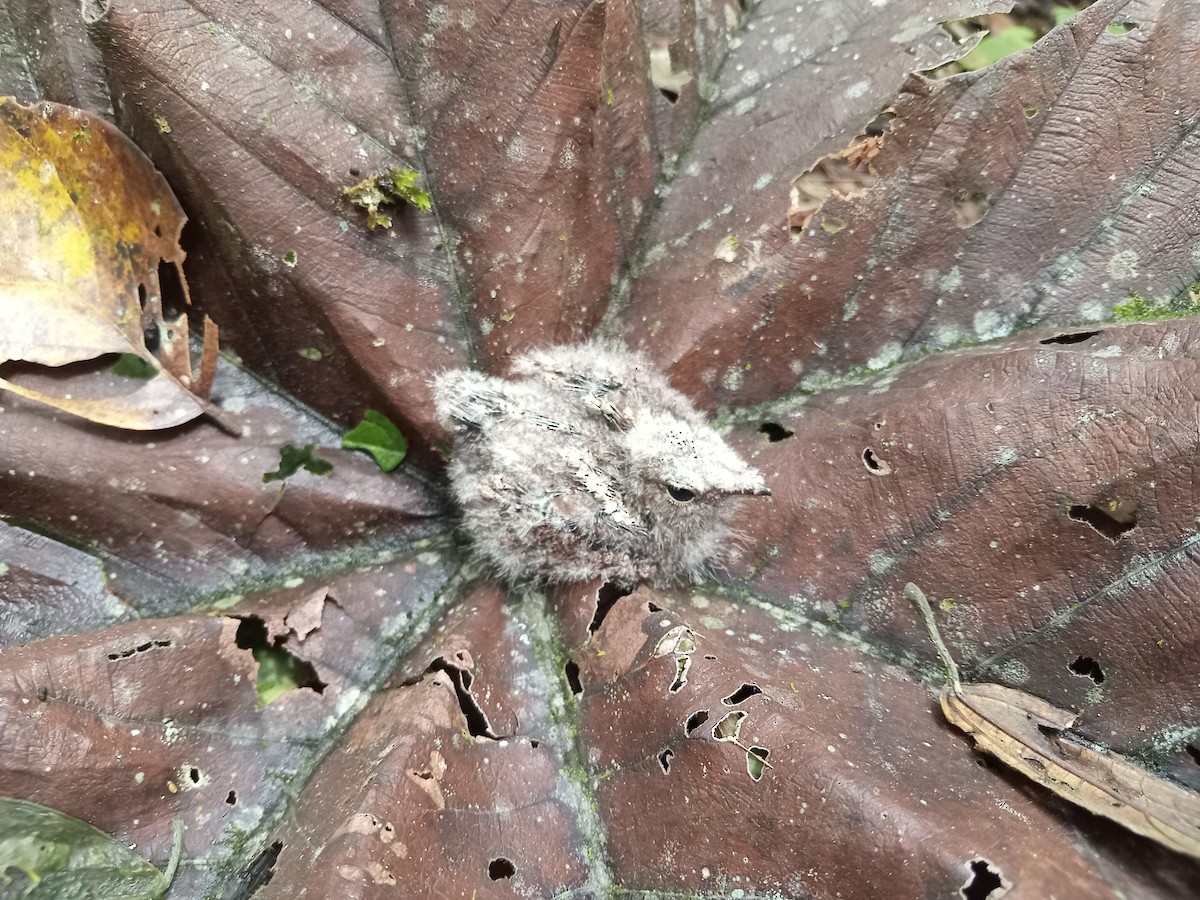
110, 354, 158, 379
342, 409, 408, 472
262, 444, 333, 483
0, 797, 180, 899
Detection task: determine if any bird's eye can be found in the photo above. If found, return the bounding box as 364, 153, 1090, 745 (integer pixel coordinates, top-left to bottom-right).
667, 485, 695, 502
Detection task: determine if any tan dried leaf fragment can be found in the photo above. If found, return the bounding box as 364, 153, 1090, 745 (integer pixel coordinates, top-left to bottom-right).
0, 98, 221, 430
906, 582, 1200, 860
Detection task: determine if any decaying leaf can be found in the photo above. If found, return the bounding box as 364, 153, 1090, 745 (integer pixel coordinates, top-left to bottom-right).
906, 583, 1200, 860
0, 797, 182, 899
0, 98, 219, 430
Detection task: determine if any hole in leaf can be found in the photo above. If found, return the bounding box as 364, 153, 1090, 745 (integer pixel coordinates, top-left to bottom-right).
747, 746, 770, 781
648, 43, 691, 104
669, 654, 692, 694
862, 448, 892, 475
658, 747, 674, 773
488, 858, 516, 880
564, 659, 582, 695
788, 133, 883, 231
1024, 105, 1038, 118
1106, 22, 1138, 35
1067, 500, 1138, 541
157, 258, 187, 321
188, 766, 201, 784
137, 282, 148, 310
647, 601, 663, 613
143, 324, 160, 353
530, 739, 540, 749
589, 581, 631, 633
153, 224, 163, 238
713, 710, 747, 742
234, 616, 326, 706
953, 189, 992, 228
1039, 330, 1101, 345
239, 840, 283, 893
226, 790, 237, 805
262, 444, 333, 483
428, 657, 497, 738
1068, 655, 1105, 685
722, 683, 763, 706
960, 858, 1008, 899
107, 639, 173, 661
1186, 744, 1200, 766
685, 709, 710, 735
758, 421, 794, 441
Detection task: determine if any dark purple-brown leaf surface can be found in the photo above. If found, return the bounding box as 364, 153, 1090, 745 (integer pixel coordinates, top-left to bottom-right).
2, 0, 1199, 897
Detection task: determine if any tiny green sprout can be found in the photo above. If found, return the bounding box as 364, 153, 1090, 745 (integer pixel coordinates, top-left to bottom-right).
342, 409, 408, 472
262, 444, 333, 483
342, 167, 431, 229
386, 166, 432, 211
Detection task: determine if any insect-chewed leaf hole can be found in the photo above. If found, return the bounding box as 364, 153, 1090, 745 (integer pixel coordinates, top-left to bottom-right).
240, 840, 283, 894
107, 639, 172, 661
1039, 330, 1102, 345
225, 790, 237, 805
234, 616, 327, 704
669, 655, 691, 694
722, 683, 763, 705
589, 581, 631, 633
658, 747, 674, 774
747, 746, 770, 781
712, 710, 747, 742
1186, 744, 1200, 767
564, 659, 583, 695
960, 858, 1008, 899
157, 257, 187, 321
1067, 500, 1138, 541
1068, 655, 1105, 685
758, 421, 794, 442
428, 657, 497, 738
953, 189, 992, 228
685, 709, 710, 735
188, 766, 201, 784
862, 448, 891, 475
488, 857, 516, 880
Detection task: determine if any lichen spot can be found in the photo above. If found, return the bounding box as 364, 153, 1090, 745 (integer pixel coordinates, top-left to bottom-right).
845, 79, 871, 99
1107, 249, 1139, 281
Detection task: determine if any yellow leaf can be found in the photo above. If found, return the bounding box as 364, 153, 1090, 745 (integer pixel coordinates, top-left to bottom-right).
0, 97, 219, 430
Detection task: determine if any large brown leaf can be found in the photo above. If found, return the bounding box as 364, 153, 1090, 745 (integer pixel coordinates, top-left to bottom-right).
2, 0, 1200, 897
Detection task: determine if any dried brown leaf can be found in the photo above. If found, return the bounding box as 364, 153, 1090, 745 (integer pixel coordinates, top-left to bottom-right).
908, 582, 1200, 860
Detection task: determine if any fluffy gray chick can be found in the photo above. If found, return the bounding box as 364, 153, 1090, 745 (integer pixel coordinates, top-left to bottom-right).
433, 341, 769, 586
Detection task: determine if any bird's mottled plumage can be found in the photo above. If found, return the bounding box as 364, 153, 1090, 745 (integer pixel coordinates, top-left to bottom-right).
433, 342, 769, 586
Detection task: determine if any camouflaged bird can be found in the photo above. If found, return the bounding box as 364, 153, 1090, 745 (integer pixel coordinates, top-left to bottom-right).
433, 342, 770, 586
